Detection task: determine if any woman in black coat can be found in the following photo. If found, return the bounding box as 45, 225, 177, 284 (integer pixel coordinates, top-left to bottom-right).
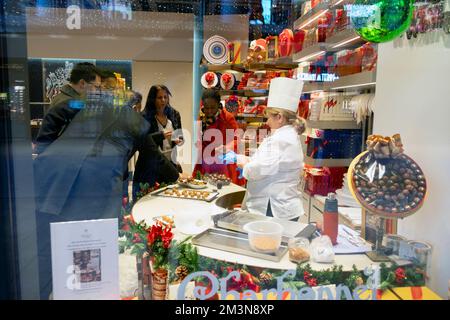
133, 85, 184, 196
34, 96, 180, 299
141, 85, 183, 153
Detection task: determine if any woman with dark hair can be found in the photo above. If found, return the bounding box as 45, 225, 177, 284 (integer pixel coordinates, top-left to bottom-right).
133, 85, 184, 195
141, 85, 183, 157
192, 89, 244, 185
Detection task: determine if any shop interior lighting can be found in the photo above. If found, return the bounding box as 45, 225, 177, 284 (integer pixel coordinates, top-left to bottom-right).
296, 50, 326, 62
331, 82, 376, 90
96, 35, 118, 40
331, 36, 361, 49
48, 34, 70, 39
298, 9, 329, 30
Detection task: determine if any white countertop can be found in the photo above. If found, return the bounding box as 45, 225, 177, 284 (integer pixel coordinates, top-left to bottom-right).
132, 182, 246, 225
132, 183, 378, 271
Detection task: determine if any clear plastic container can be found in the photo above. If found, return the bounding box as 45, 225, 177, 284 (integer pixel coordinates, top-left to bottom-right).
288, 237, 310, 263
382, 234, 407, 256
243, 221, 283, 253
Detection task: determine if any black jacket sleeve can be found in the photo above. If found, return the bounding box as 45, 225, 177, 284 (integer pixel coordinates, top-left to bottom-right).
133, 133, 179, 186
35, 103, 79, 153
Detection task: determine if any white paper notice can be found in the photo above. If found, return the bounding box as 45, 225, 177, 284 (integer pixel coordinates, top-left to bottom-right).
51, 218, 119, 300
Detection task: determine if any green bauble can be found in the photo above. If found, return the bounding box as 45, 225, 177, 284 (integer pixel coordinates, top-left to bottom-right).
350, 0, 414, 43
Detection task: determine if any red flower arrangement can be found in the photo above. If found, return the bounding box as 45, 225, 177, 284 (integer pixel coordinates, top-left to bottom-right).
303, 271, 318, 287
147, 221, 174, 270
226, 269, 261, 293
395, 267, 407, 284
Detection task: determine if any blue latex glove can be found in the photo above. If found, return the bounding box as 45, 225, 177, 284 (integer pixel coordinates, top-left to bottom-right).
236, 167, 244, 179
218, 151, 237, 164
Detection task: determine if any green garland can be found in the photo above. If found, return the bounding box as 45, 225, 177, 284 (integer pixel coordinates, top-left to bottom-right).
192, 257, 426, 293
120, 183, 427, 294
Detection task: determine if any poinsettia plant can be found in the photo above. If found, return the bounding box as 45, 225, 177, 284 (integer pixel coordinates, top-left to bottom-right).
379, 263, 426, 290
147, 221, 174, 271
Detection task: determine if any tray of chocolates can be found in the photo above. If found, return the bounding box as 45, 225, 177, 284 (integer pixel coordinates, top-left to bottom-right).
177, 177, 208, 189
153, 186, 219, 202
203, 173, 232, 186
348, 134, 427, 218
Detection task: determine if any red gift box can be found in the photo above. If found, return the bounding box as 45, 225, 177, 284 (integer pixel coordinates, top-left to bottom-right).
278, 29, 294, 57
336, 49, 363, 77
304, 167, 331, 196
317, 11, 333, 43
328, 167, 348, 192
293, 30, 306, 53
304, 166, 348, 196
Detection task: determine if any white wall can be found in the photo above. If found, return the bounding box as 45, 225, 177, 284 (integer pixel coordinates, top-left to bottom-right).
132, 61, 194, 174
26, 8, 194, 61
374, 30, 450, 298
204, 14, 249, 59
25, 8, 250, 175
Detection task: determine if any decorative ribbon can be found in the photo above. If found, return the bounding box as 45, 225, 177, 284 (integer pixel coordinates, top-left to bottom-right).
205, 72, 215, 85
232, 45, 241, 64
222, 73, 232, 85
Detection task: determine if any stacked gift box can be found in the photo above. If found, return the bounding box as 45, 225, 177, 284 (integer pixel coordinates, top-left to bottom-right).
306, 129, 362, 159
304, 166, 348, 196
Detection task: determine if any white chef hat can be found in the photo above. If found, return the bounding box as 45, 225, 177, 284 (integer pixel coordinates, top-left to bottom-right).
267, 77, 304, 113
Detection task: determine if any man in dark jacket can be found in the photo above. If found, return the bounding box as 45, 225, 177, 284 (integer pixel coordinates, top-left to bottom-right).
33, 91, 180, 299
35, 62, 102, 154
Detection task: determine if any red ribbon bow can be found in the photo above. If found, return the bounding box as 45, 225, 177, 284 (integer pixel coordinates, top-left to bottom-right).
222, 73, 232, 84
226, 95, 238, 103
205, 72, 215, 84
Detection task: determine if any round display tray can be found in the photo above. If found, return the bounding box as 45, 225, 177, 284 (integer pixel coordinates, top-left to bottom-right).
347, 151, 427, 219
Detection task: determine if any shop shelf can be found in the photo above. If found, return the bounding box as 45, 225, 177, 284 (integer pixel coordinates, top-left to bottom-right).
293, 43, 327, 63
302, 82, 328, 93
220, 89, 268, 97
294, 0, 351, 31
329, 71, 376, 90
302, 71, 376, 92
306, 120, 361, 129
236, 114, 267, 122
294, 2, 330, 30
248, 58, 298, 71
325, 29, 366, 52
304, 156, 353, 167
203, 63, 246, 72
293, 30, 367, 64
203, 57, 297, 73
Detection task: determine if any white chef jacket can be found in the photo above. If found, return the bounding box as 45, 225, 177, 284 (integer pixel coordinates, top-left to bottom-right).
241, 125, 304, 220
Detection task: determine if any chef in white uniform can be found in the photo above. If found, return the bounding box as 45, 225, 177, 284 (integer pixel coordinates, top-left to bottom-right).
237, 77, 306, 220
